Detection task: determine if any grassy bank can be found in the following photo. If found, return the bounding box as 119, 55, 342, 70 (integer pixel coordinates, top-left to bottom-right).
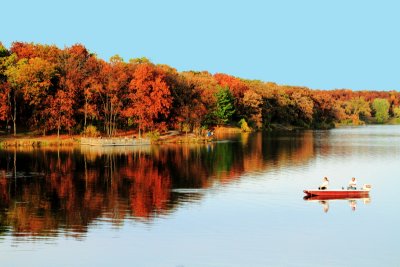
0, 132, 213, 148
0, 135, 78, 148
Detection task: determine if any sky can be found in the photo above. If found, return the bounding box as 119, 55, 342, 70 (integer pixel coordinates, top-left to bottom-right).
1, 0, 399, 91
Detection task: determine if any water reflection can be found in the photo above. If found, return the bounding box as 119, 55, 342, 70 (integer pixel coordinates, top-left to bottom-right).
304, 196, 371, 213
0, 131, 315, 240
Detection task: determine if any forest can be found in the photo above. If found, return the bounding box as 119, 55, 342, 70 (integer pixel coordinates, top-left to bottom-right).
0, 41, 399, 137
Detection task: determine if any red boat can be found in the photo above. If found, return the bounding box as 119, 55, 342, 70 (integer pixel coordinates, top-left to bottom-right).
303, 184, 371, 199
303, 195, 370, 201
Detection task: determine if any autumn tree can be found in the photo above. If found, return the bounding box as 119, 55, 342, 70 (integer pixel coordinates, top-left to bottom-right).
6, 57, 56, 134
57, 44, 101, 131
123, 63, 172, 137
372, 98, 390, 123
214, 73, 248, 120
161, 65, 204, 132
287, 88, 314, 127
344, 97, 371, 124
1, 53, 20, 135
393, 106, 400, 118
46, 89, 75, 137
311, 91, 336, 128
0, 82, 9, 124
11, 42, 60, 63
97, 56, 129, 136
181, 71, 218, 128
262, 90, 295, 126
80, 56, 102, 129
214, 73, 247, 99
0, 43, 10, 125
241, 89, 262, 128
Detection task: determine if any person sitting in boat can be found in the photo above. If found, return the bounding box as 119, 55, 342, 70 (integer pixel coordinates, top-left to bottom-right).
347, 177, 357, 190
318, 177, 329, 190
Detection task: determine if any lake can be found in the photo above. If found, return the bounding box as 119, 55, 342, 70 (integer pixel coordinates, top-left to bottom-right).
0, 125, 399, 267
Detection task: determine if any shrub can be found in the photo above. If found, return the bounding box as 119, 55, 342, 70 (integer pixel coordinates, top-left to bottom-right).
82, 125, 100, 137
239, 118, 252, 132
146, 130, 160, 141
182, 123, 191, 136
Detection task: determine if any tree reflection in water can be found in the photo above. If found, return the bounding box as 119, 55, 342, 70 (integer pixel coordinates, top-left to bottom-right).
0, 131, 315, 240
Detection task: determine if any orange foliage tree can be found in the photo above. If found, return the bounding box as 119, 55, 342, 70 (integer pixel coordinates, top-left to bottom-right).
46, 89, 75, 137
97, 56, 129, 136
58, 44, 95, 131
123, 63, 172, 136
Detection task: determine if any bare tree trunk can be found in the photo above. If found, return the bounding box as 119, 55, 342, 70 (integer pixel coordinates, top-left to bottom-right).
13, 93, 16, 137
13, 148, 17, 178
13, 148, 17, 191
84, 99, 88, 129
109, 104, 113, 137
138, 120, 141, 139
112, 113, 117, 137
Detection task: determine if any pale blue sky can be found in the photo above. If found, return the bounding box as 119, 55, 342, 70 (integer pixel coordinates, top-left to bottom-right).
1, 0, 399, 90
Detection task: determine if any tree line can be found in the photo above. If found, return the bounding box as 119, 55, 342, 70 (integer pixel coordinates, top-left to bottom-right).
0, 41, 399, 137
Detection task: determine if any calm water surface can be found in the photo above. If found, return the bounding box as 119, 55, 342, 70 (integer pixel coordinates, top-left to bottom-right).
0, 125, 399, 267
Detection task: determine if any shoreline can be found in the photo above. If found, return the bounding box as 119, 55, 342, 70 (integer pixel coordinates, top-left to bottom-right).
1, 123, 398, 148
0, 133, 215, 148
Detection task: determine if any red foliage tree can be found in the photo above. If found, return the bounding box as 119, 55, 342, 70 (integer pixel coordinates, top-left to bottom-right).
214, 73, 248, 98
46, 89, 75, 137
123, 63, 172, 136
96, 56, 129, 136
0, 82, 10, 122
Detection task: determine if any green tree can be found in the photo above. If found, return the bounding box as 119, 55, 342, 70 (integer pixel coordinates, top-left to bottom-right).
215, 87, 235, 124
372, 98, 390, 123
393, 106, 400, 118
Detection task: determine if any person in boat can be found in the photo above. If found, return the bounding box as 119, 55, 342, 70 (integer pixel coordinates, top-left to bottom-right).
347, 177, 357, 190
318, 177, 329, 190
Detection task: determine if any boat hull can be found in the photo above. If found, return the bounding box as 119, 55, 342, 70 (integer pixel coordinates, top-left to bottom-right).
303, 189, 369, 198
303, 195, 370, 201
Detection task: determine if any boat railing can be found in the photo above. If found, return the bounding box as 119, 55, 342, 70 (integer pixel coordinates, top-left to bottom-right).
362, 184, 372, 191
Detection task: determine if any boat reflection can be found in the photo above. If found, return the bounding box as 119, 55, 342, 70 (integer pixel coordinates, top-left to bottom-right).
304, 195, 371, 213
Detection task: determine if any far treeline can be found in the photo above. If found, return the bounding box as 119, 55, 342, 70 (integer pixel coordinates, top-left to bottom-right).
0, 41, 399, 137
